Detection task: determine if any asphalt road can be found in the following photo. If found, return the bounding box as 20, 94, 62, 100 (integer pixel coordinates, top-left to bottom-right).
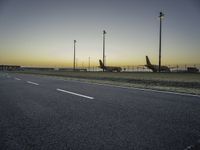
0, 72, 200, 150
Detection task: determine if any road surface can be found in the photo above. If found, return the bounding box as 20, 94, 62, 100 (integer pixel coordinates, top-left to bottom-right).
0, 72, 200, 150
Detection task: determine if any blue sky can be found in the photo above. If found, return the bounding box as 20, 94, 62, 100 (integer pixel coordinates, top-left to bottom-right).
0, 0, 199, 67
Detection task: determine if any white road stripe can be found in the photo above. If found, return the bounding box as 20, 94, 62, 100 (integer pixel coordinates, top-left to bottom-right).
15, 78, 21, 80
57, 88, 94, 99
27, 81, 39, 86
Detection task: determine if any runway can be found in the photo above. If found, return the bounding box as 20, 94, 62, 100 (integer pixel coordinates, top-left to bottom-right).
0, 72, 200, 150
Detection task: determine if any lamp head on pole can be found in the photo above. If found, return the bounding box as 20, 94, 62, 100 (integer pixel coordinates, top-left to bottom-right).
103, 30, 106, 34
74, 40, 76, 43
159, 12, 164, 19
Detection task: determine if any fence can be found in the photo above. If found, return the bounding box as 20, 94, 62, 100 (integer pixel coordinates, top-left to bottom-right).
82, 64, 200, 72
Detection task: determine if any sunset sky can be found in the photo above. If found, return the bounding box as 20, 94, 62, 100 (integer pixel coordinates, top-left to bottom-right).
0, 0, 199, 67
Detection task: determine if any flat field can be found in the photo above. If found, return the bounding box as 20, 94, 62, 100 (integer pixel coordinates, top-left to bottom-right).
11, 70, 200, 95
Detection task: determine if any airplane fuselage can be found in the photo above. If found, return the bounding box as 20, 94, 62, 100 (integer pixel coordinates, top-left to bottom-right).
145, 56, 170, 72
102, 66, 122, 72
145, 64, 170, 72
99, 60, 122, 72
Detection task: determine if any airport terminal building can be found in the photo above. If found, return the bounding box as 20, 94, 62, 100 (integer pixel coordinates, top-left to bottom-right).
0, 65, 21, 71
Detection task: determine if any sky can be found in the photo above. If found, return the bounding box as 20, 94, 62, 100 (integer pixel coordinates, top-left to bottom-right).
0, 0, 200, 67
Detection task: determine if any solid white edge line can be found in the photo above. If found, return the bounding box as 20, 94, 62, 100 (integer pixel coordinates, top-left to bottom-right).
13, 74, 199, 98
27, 81, 39, 85
59, 79, 200, 98
57, 88, 94, 100
92, 83, 200, 98
15, 78, 21, 80
131, 87, 200, 98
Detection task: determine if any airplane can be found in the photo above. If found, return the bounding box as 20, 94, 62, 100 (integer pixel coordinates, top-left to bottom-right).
145, 56, 170, 72
99, 60, 122, 72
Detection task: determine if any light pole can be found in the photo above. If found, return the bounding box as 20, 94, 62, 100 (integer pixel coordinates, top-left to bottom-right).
103, 30, 106, 72
73, 40, 76, 71
88, 57, 90, 71
158, 12, 164, 72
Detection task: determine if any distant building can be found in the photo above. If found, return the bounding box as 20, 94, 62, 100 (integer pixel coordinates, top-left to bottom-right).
58, 68, 74, 71
58, 68, 87, 72
187, 67, 199, 73
0, 65, 21, 71
22, 67, 55, 71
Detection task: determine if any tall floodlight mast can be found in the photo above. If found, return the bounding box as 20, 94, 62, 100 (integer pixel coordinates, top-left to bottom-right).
103, 30, 106, 72
88, 57, 90, 71
158, 12, 164, 72
73, 40, 77, 71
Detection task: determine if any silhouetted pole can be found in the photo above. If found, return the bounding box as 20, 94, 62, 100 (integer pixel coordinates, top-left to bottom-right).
76, 58, 78, 68
103, 30, 106, 72
73, 40, 76, 71
88, 57, 90, 71
159, 12, 164, 72
82, 62, 84, 68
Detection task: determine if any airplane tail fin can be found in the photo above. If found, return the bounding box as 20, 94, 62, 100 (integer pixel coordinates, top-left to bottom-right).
146, 56, 152, 66
99, 60, 104, 68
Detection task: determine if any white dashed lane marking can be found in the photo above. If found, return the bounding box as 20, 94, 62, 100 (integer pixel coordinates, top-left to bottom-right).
15, 78, 21, 81
27, 81, 39, 86
57, 88, 94, 100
